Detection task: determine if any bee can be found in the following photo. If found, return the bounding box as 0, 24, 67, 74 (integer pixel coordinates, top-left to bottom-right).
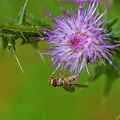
49, 73, 88, 92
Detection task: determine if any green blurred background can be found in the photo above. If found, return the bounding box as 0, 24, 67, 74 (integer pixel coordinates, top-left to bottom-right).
0, 0, 120, 120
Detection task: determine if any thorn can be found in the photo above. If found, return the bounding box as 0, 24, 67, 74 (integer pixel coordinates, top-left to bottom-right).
37, 50, 45, 63
12, 49, 25, 74
20, 32, 27, 42
18, 0, 29, 25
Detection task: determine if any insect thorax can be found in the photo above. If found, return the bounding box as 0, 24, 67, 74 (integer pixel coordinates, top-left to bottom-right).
57, 78, 65, 86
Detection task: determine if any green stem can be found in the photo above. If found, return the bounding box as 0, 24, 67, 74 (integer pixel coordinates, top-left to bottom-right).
0, 23, 40, 34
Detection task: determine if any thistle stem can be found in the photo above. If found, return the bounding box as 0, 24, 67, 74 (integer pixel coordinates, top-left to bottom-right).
0, 23, 40, 34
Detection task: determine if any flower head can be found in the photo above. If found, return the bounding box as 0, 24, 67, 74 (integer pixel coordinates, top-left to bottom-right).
44, 2, 118, 77
66, 0, 95, 5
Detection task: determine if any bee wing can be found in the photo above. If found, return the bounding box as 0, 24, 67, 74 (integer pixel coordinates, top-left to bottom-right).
74, 84, 88, 88
62, 85, 75, 92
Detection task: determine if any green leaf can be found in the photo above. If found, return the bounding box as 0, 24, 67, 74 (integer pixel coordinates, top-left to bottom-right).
14, 0, 29, 25
105, 17, 120, 33
107, 17, 119, 27
93, 57, 120, 96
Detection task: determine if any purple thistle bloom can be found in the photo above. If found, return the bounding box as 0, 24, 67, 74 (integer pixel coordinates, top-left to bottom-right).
66, 0, 96, 5
66, 0, 112, 9
44, 1, 118, 76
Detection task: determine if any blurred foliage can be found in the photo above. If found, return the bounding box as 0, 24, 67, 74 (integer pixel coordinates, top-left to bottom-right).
93, 15, 120, 96
0, 0, 48, 51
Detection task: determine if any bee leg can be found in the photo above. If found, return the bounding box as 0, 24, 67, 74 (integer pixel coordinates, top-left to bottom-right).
49, 75, 54, 79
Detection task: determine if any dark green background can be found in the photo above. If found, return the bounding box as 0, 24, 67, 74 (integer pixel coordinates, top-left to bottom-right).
0, 0, 120, 120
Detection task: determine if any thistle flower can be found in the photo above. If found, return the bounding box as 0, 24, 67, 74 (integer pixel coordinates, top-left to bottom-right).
43, 2, 118, 77
66, 0, 112, 8
66, 0, 95, 5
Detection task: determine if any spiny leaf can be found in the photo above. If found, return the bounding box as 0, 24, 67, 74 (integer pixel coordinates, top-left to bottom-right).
0, 22, 46, 50
0, 23, 40, 34
0, 0, 49, 50
13, 0, 29, 25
